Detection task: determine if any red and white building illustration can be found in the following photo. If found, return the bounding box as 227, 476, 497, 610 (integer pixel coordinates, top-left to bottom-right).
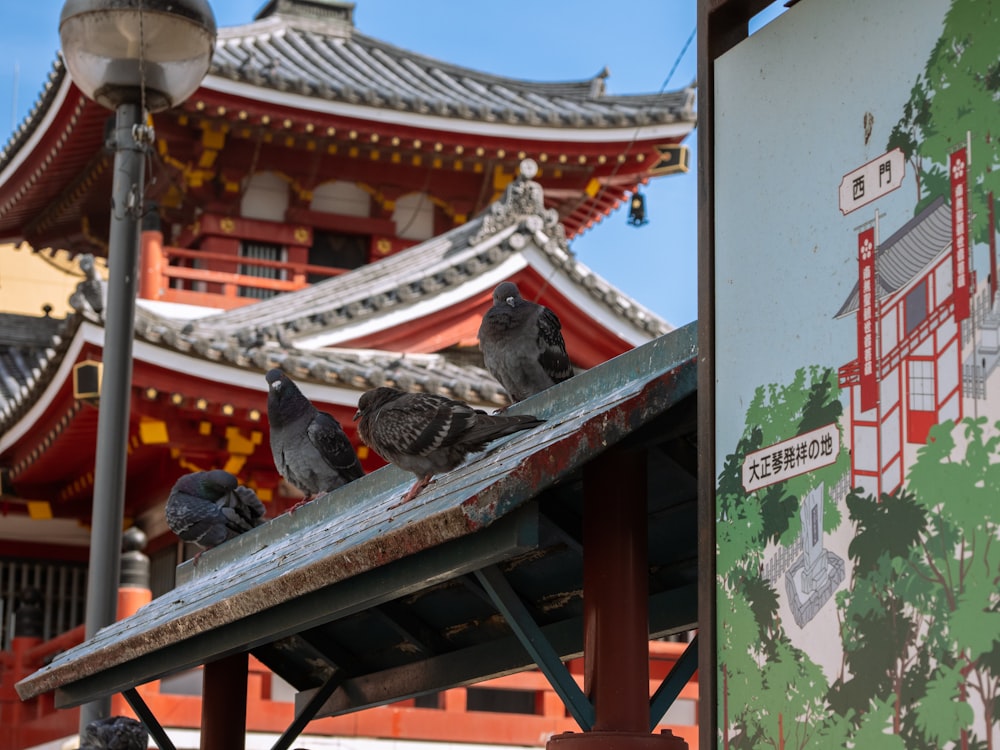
835, 190, 966, 499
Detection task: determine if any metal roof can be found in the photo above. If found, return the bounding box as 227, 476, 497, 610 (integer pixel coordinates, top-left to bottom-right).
17, 323, 699, 726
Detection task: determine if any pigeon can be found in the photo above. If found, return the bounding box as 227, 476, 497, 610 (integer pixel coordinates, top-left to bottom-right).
166, 470, 266, 550
354, 386, 544, 502
79, 715, 148, 750
266, 368, 364, 501
478, 281, 574, 403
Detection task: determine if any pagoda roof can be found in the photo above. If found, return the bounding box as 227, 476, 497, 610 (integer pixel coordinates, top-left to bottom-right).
206, 0, 693, 136
0, 168, 668, 514
178, 166, 670, 354
0, 0, 694, 251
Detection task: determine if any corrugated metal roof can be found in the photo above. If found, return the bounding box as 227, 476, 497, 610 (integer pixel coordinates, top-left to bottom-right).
16, 323, 699, 718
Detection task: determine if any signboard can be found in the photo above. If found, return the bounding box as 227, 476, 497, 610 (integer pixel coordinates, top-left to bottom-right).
838, 148, 905, 214
713, 1, 998, 748
741, 422, 840, 493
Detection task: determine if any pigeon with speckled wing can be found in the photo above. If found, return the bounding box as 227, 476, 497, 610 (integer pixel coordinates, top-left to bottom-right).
79, 716, 147, 750
166, 470, 266, 549
266, 368, 364, 499
478, 281, 574, 403
354, 386, 544, 502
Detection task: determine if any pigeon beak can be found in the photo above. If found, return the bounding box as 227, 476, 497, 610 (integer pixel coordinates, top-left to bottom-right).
353, 409, 362, 421
505, 296, 515, 307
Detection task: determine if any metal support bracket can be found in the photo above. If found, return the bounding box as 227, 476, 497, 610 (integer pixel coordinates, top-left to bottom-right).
474, 565, 595, 730
122, 687, 176, 750
648, 634, 698, 731
271, 672, 344, 750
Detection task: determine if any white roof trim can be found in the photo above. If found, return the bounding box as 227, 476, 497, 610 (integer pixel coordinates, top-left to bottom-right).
0, 74, 74, 193
199, 77, 693, 143
294, 254, 529, 349
0, 320, 88, 454
128, 337, 362, 407
520, 245, 658, 346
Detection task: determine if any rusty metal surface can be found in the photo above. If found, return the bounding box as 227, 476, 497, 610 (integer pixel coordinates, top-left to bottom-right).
16, 322, 698, 709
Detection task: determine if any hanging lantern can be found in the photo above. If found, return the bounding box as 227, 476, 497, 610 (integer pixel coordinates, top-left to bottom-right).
627, 190, 649, 227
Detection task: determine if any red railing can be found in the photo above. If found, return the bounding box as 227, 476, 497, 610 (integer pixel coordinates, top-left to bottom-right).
138, 231, 349, 310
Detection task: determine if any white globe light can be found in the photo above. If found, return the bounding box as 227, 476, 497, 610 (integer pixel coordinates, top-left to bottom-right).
59, 0, 216, 112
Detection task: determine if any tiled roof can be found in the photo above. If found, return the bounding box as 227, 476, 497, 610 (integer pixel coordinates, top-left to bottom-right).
0, 166, 668, 440
834, 197, 951, 319
206, 0, 694, 130
0, 302, 509, 443
183, 165, 671, 345
0, 312, 69, 406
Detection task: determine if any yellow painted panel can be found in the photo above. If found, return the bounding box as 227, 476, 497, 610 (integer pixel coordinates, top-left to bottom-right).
225, 426, 255, 455
27, 501, 53, 520
139, 418, 169, 445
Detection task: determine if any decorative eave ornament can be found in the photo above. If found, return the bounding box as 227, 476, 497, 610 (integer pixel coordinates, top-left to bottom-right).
472, 159, 569, 254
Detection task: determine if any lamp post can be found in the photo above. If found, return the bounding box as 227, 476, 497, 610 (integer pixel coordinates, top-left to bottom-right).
58, 0, 215, 730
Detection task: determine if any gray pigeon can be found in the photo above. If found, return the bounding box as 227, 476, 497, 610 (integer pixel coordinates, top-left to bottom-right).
79, 715, 148, 750
266, 368, 364, 500
478, 281, 574, 403
166, 470, 266, 549
354, 386, 544, 502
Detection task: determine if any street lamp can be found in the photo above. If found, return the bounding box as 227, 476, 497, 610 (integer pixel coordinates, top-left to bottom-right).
58, 0, 215, 731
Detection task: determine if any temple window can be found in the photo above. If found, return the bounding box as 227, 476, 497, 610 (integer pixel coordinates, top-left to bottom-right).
240, 241, 286, 299
311, 180, 370, 217
393, 193, 434, 240
904, 279, 927, 336
907, 359, 935, 411
241, 172, 290, 222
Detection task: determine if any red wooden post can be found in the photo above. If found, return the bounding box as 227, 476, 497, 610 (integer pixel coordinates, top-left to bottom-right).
548, 447, 687, 750
139, 230, 165, 301
200, 652, 248, 750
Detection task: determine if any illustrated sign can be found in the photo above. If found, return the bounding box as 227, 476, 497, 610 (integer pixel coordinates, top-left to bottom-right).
741, 422, 840, 492
838, 148, 905, 214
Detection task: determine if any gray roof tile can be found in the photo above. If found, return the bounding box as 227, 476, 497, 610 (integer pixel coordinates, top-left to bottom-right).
206, 3, 693, 129
834, 197, 951, 319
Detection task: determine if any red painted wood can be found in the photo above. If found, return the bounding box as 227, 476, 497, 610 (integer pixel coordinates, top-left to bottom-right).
201, 652, 248, 750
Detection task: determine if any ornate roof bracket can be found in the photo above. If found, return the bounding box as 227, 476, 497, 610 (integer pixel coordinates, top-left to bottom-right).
472, 159, 569, 256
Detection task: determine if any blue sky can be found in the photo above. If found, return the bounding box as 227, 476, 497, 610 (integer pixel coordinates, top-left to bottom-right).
0, 1, 785, 327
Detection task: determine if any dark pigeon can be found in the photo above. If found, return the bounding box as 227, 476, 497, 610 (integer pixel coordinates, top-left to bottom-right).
166, 470, 266, 550
478, 281, 574, 403
266, 368, 364, 500
354, 386, 544, 503
79, 715, 148, 750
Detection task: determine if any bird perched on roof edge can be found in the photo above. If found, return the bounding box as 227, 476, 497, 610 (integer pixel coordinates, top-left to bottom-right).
266, 368, 364, 502
354, 386, 544, 503
478, 281, 574, 404
166, 470, 266, 550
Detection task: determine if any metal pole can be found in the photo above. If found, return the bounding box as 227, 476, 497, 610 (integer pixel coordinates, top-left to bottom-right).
79, 100, 146, 732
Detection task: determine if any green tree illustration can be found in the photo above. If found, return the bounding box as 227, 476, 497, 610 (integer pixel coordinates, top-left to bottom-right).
716, 366, 847, 749
829, 488, 935, 747
889, 0, 1000, 244
905, 417, 1000, 748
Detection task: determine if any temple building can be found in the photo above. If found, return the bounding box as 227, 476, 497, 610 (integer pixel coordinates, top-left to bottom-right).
0, 1, 697, 747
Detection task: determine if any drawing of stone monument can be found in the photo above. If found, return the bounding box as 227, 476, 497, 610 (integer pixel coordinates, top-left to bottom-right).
785, 483, 845, 627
